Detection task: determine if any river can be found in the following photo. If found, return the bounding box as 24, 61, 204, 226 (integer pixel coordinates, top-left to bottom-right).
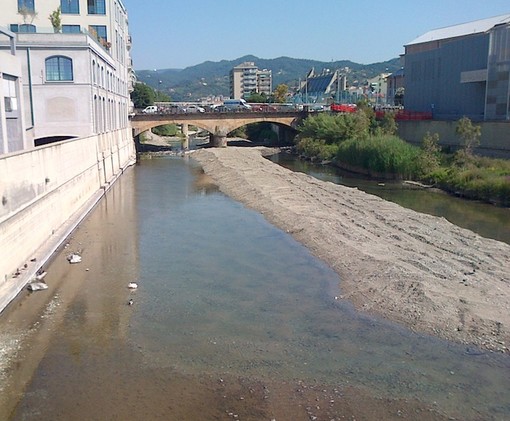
1, 155, 509, 420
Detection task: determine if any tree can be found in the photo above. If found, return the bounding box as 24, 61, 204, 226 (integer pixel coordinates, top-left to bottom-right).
245, 92, 268, 103
378, 112, 398, 136
420, 131, 441, 173
49, 7, 62, 33
273, 84, 288, 103
154, 90, 171, 102
455, 116, 481, 156
18, 6, 37, 24
131, 82, 155, 109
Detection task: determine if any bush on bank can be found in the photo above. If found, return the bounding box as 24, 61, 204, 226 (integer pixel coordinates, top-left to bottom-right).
427, 154, 510, 206
296, 111, 510, 206
336, 135, 422, 179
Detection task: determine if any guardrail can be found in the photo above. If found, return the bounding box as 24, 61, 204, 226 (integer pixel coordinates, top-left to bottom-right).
135, 105, 305, 115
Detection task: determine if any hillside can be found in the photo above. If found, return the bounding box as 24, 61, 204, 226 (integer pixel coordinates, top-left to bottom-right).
135, 55, 401, 101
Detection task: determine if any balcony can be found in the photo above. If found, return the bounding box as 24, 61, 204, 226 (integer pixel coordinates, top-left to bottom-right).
2, 27, 112, 55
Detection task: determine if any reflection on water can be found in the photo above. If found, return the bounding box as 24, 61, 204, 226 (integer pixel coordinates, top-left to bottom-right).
6, 156, 510, 421
270, 153, 510, 244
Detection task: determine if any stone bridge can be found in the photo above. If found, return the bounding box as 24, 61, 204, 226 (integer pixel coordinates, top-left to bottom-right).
130, 111, 306, 147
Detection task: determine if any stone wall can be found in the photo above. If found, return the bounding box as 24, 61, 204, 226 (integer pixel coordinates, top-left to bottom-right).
0, 128, 135, 312
397, 120, 510, 158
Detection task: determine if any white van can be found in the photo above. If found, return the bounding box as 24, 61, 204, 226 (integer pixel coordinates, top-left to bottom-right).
222, 99, 252, 111
142, 105, 158, 113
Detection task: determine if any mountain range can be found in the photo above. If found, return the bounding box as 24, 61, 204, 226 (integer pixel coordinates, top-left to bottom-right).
135, 55, 402, 101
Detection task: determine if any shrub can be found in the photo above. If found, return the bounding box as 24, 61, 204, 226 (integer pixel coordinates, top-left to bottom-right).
152, 124, 180, 137
456, 116, 481, 156
419, 132, 442, 176
298, 111, 370, 145
296, 137, 338, 161
336, 135, 422, 179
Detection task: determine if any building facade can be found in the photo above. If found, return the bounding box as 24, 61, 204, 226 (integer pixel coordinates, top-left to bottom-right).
366, 73, 391, 106
230, 61, 272, 99
386, 68, 404, 106
0, 28, 28, 154
0, 0, 134, 149
296, 68, 346, 104
403, 14, 510, 121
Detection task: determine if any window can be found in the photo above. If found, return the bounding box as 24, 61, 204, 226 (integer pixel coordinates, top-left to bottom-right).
3, 75, 18, 113
18, 0, 34, 12
45, 56, 73, 81
12, 24, 36, 33
20, 24, 36, 33
88, 0, 105, 14
61, 0, 79, 14
62, 25, 80, 33
89, 25, 107, 41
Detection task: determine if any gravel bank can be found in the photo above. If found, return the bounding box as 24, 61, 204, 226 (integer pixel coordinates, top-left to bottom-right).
191, 147, 510, 353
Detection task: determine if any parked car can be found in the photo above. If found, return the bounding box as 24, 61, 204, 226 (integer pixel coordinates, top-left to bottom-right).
222, 99, 252, 111
185, 104, 205, 113
142, 105, 158, 114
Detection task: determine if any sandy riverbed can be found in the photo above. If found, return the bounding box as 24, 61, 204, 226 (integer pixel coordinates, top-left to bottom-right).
191, 146, 510, 353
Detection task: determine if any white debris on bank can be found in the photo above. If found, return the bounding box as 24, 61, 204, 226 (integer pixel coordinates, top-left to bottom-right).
67, 253, 82, 264
27, 282, 48, 291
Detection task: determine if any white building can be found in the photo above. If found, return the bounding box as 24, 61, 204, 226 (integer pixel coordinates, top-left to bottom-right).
0, 28, 28, 154
0, 0, 134, 149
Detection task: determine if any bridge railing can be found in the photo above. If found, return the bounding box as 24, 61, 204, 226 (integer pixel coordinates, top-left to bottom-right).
134, 103, 304, 115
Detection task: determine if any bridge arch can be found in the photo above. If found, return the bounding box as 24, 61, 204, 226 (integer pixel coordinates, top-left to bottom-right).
131, 112, 305, 147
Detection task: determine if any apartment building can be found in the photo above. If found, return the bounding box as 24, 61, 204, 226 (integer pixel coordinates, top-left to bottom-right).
230, 61, 272, 99
0, 0, 134, 149
256, 68, 272, 97
403, 13, 510, 120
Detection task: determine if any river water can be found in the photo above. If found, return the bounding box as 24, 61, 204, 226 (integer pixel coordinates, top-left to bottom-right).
1, 155, 510, 420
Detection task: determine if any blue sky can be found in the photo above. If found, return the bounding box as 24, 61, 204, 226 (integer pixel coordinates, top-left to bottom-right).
121, 0, 510, 71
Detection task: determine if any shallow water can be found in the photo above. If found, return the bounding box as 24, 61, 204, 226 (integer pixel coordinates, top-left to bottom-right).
3, 156, 510, 420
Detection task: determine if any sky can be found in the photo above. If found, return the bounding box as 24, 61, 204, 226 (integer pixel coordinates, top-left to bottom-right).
121, 0, 510, 71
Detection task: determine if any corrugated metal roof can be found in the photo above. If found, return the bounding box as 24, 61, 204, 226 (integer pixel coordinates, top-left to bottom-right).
406, 13, 510, 46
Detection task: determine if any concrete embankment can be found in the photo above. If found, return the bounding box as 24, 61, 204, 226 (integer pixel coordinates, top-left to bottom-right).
191, 146, 510, 353
0, 128, 136, 314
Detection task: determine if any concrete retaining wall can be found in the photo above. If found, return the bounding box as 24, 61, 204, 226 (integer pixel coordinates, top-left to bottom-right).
0, 128, 136, 313
397, 120, 510, 158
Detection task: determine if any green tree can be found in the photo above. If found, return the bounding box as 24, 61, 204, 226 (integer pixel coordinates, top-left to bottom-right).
154, 90, 171, 102
298, 111, 370, 145
152, 124, 179, 137
245, 92, 268, 103
49, 7, 62, 33
273, 84, 288, 103
131, 82, 155, 109
420, 131, 441, 174
455, 116, 481, 156
378, 112, 398, 136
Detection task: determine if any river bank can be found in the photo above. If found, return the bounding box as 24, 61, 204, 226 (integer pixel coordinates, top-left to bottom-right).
191, 146, 510, 354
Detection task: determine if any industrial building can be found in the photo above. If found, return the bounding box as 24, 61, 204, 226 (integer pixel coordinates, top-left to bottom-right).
403, 13, 510, 121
